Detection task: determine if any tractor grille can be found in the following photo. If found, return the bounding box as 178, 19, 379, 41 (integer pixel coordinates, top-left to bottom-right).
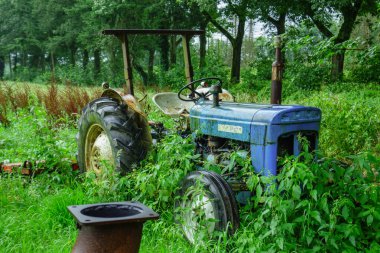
277, 131, 317, 173
278, 134, 294, 158
301, 131, 317, 152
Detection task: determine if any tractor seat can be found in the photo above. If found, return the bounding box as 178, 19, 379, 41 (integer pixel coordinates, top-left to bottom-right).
152, 92, 194, 117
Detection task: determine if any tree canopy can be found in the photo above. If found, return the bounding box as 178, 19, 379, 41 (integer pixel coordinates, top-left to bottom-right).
0, 0, 378, 85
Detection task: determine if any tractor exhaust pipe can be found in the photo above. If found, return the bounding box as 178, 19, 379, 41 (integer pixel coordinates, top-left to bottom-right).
271, 36, 283, 105
68, 201, 159, 253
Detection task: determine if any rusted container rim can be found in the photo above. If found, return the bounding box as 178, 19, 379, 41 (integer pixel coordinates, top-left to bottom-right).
68, 201, 159, 226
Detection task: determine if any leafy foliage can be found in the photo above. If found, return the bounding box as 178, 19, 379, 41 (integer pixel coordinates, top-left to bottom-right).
288, 83, 380, 157
0, 81, 379, 252
236, 149, 380, 252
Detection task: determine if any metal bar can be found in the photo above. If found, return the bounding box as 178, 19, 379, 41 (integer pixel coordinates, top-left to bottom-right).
1, 160, 79, 174
119, 34, 134, 95
103, 29, 204, 36
270, 36, 283, 105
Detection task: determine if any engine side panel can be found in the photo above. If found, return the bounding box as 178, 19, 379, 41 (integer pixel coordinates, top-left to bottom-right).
190, 101, 271, 142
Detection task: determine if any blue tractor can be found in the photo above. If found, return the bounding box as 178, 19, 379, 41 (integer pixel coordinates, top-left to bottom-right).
76, 29, 321, 243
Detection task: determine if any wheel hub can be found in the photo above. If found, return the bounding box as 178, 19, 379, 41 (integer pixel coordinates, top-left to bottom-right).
182, 192, 216, 244
85, 124, 113, 174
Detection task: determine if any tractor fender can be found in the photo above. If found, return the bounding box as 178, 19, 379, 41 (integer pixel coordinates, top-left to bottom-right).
101, 88, 145, 117
101, 88, 152, 146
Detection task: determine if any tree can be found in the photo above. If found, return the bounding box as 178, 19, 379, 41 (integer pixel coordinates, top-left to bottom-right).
254, 0, 289, 36
195, 0, 252, 83
299, 0, 378, 80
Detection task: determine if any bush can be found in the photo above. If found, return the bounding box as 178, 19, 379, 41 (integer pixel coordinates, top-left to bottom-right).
236, 150, 380, 252
286, 83, 380, 156
349, 45, 380, 83
155, 66, 187, 90
285, 63, 329, 90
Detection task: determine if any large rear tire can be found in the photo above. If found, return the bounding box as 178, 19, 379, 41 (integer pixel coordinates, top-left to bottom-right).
77, 97, 151, 174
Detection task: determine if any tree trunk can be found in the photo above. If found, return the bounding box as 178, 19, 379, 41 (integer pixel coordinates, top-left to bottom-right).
29, 54, 38, 69
50, 51, 55, 83
69, 44, 76, 66
148, 49, 155, 84
267, 12, 287, 64
94, 49, 101, 80
230, 16, 246, 83
199, 21, 208, 72
8, 53, 12, 78
330, 2, 361, 80
133, 62, 148, 86
331, 51, 345, 80
304, 0, 363, 80
108, 44, 118, 74
39, 53, 45, 71
0, 56, 4, 79
20, 51, 27, 67
159, 36, 169, 71
231, 43, 242, 83
13, 53, 17, 73
83, 49, 89, 69
277, 13, 286, 65
203, 9, 247, 83
169, 36, 177, 67
247, 20, 254, 61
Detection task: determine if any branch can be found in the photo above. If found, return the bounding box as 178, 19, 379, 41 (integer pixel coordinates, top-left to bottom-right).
335, 0, 363, 43
203, 11, 235, 44
226, 0, 238, 14
302, 1, 333, 38
266, 15, 279, 26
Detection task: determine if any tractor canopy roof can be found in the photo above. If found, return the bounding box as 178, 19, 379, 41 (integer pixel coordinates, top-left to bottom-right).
103, 29, 205, 96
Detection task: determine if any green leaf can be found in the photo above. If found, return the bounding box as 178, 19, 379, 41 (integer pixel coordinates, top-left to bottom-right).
367, 214, 374, 226
246, 175, 258, 191
276, 237, 284, 250
310, 189, 318, 201
306, 233, 314, 245
292, 185, 301, 199
295, 199, 309, 209
330, 238, 339, 249
349, 236, 356, 247
311, 210, 322, 224
342, 205, 349, 221
373, 210, 380, 220
294, 216, 305, 223
321, 197, 329, 214
256, 184, 263, 199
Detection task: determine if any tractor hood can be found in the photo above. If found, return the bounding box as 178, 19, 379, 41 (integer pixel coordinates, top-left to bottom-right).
190, 101, 321, 143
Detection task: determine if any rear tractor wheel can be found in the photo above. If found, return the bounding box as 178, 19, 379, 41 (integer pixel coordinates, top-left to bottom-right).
77, 97, 151, 174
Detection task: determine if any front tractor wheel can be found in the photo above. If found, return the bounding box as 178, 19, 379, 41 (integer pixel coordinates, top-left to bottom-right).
177, 170, 239, 244
77, 97, 151, 174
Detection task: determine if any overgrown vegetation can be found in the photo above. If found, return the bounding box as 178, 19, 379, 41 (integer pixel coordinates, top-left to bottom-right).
0, 1, 378, 251
0, 80, 379, 252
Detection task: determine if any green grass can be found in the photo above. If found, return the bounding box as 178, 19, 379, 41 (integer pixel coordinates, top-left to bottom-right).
0, 81, 379, 252
0, 174, 195, 252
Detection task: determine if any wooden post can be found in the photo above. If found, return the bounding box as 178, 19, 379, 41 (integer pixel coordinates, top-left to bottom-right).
102, 29, 205, 96
270, 36, 283, 104
120, 34, 134, 96
182, 35, 194, 85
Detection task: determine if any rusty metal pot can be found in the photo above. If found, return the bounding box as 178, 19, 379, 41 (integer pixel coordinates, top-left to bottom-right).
67, 201, 159, 253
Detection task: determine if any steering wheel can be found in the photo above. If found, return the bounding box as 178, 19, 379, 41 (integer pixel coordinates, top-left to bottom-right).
178, 77, 222, 102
